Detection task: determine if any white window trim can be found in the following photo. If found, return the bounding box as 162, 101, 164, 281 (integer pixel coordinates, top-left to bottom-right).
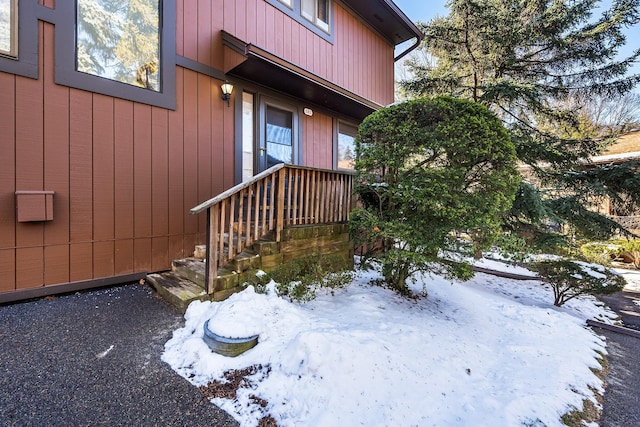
301, 0, 329, 33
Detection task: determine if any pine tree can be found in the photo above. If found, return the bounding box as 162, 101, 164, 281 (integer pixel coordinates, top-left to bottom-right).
401, 0, 640, 247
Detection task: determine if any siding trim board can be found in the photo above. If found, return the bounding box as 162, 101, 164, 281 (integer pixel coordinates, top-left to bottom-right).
0, 272, 147, 305
222, 31, 379, 121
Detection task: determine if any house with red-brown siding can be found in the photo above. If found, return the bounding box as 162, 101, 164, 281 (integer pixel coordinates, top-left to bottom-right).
0, 0, 420, 303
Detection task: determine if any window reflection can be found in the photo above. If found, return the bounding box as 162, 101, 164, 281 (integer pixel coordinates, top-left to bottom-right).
266, 106, 293, 168
76, 0, 160, 91
0, 0, 17, 57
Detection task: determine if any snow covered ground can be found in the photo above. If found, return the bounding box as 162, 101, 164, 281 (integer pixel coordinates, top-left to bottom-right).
162, 260, 634, 427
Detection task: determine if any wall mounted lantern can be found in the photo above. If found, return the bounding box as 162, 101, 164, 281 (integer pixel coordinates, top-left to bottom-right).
221, 81, 234, 107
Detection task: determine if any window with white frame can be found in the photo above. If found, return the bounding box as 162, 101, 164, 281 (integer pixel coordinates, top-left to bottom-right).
301, 0, 329, 33
273, 0, 331, 36
0, 0, 18, 58
76, 0, 161, 91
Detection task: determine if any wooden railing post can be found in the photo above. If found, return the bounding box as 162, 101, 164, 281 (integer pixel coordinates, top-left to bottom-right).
206, 204, 220, 294
276, 167, 286, 242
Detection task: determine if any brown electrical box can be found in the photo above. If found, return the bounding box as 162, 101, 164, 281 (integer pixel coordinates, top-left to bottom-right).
15, 191, 55, 222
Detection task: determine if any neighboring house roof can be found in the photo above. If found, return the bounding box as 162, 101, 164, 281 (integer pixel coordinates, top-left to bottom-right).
590, 130, 640, 165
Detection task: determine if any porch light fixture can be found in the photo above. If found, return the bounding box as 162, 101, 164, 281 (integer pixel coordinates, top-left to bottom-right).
221, 81, 234, 107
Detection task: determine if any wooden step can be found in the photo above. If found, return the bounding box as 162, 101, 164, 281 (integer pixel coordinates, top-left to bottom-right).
146, 271, 209, 313
229, 250, 261, 273
172, 258, 206, 288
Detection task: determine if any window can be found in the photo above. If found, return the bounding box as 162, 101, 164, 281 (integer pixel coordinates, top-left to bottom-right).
270, 0, 332, 40
242, 92, 255, 182
256, 97, 298, 173
55, 0, 175, 109
301, 0, 328, 33
336, 121, 357, 170
0, 0, 18, 57
0, 0, 37, 77
265, 106, 294, 168
76, 0, 160, 91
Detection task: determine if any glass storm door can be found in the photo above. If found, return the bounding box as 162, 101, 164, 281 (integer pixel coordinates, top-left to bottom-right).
259, 105, 294, 172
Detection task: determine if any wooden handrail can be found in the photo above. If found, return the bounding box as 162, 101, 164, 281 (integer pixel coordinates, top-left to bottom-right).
190, 163, 286, 215
190, 164, 356, 294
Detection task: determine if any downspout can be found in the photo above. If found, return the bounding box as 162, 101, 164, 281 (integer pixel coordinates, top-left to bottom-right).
394, 36, 421, 62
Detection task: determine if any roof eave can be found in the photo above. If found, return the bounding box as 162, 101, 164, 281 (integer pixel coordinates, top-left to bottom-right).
343, 0, 423, 60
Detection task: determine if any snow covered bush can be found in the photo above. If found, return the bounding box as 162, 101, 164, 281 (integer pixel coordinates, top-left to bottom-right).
530, 259, 626, 306
351, 96, 520, 294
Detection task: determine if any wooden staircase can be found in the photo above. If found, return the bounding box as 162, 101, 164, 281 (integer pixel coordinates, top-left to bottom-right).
147, 235, 269, 312
147, 164, 355, 312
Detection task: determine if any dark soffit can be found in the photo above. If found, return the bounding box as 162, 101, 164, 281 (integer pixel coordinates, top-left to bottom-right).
223, 32, 381, 121
344, 0, 422, 46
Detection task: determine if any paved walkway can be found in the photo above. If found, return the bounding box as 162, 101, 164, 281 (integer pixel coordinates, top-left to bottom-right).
0, 284, 238, 427
596, 288, 640, 427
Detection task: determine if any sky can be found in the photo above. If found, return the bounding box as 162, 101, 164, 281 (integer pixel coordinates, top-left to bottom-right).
393, 0, 640, 79
162, 258, 639, 426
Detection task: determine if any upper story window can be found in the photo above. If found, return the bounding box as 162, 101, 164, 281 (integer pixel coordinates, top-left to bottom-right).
271, 0, 332, 41
301, 0, 328, 33
55, 0, 175, 109
76, 0, 160, 92
0, 0, 18, 58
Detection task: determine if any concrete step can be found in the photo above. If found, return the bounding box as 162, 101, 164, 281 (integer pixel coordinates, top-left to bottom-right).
146, 271, 209, 313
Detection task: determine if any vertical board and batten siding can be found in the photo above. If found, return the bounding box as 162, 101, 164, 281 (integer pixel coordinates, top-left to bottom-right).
178, 0, 395, 107
302, 112, 334, 170
0, 19, 235, 292
14, 21, 45, 289
0, 69, 15, 292
1, 0, 396, 294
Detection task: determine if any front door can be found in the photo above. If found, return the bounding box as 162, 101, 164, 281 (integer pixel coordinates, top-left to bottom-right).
240, 93, 299, 181
259, 102, 296, 173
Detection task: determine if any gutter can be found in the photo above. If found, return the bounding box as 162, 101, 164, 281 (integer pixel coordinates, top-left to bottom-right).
394, 36, 421, 62
382, 0, 423, 61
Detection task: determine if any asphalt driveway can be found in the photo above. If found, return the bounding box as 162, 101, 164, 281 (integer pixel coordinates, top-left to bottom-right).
0, 283, 238, 427
596, 288, 640, 427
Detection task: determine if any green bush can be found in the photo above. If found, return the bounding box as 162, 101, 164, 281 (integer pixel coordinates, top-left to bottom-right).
615, 240, 640, 268
530, 259, 625, 306
492, 233, 530, 262
352, 96, 520, 294
251, 253, 353, 302
579, 242, 615, 266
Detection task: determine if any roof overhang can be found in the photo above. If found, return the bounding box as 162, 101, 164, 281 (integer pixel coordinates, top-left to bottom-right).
222, 31, 381, 121
344, 0, 423, 61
